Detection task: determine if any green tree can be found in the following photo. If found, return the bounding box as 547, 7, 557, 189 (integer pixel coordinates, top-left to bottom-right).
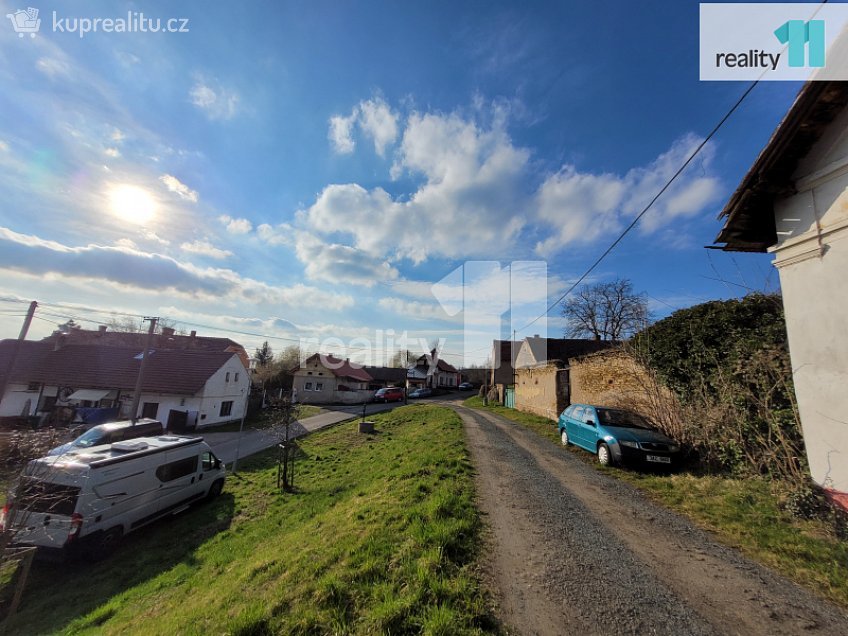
254, 341, 274, 367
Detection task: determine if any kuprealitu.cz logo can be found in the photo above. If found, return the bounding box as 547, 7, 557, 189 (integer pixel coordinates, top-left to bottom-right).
6, 6, 190, 39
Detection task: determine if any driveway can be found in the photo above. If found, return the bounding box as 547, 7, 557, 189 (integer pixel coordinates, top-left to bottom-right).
454, 404, 848, 636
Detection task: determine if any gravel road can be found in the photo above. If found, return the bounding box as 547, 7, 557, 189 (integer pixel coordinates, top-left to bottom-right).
454, 405, 848, 636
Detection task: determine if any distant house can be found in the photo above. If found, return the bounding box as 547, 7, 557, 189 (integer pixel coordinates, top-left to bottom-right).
408, 350, 460, 389
513, 337, 615, 420
291, 353, 372, 404
0, 340, 249, 427
489, 340, 518, 388
712, 80, 848, 507
41, 324, 250, 368
362, 366, 408, 390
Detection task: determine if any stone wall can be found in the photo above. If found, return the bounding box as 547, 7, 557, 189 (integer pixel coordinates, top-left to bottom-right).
515, 364, 568, 421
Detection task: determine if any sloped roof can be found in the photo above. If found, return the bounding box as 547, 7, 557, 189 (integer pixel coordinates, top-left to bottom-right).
362, 366, 407, 383
522, 337, 614, 366
413, 350, 458, 374
0, 340, 237, 395
299, 353, 372, 382
714, 81, 848, 252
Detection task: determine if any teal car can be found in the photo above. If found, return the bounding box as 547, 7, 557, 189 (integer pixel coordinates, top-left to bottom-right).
558, 404, 681, 467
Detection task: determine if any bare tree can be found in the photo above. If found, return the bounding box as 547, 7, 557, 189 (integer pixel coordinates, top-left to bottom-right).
562, 278, 648, 341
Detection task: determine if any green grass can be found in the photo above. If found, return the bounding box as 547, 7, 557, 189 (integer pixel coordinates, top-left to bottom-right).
4, 405, 495, 635
203, 404, 326, 433
463, 396, 848, 610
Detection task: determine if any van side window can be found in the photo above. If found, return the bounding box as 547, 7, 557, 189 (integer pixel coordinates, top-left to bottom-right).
156, 456, 198, 482
201, 451, 218, 471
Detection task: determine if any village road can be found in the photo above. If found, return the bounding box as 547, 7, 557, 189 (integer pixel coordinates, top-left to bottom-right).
453, 404, 848, 636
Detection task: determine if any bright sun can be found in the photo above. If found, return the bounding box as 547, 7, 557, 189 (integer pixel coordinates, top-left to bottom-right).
108, 184, 158, 225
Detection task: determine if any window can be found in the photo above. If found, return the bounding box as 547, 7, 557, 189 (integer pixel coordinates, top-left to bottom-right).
202, 451, 220, 471
316, 382, 323, 391
27, 382, 39, 392
571, 406, 584, 422
305, 382, 313, 390
141, 402, 159, 419
220, 400, 233, 417
225, 371, 231, 382
156, 456, 198, 482
18, 478, 80, 516
235, 372, 239, 383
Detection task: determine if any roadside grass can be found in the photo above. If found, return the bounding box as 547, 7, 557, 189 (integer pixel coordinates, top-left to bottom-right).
202, 404, 325, 433
4, 405, 495, 635
463, 396, 848, 610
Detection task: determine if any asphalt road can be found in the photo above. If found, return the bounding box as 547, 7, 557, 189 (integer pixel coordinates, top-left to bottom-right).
453, 404, 848, 636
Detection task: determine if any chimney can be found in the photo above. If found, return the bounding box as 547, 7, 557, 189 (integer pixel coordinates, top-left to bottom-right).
190, 330, 197, 338
533, 334, 540, 338
53, 333, 67, 351
98, 325, 107, 336
161, 326, 175, 337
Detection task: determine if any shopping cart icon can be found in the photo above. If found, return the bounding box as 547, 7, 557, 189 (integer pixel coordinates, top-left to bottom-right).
6, 7, 41, 38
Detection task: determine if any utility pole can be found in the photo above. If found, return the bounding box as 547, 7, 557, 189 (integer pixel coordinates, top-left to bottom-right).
129, 317, 157, 424
0, 301, 38, 409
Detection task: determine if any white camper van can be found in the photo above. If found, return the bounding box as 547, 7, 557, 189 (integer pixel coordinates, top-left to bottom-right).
0, 436, 225, 559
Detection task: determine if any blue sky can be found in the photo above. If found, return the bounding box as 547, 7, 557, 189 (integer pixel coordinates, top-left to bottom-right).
0, 0, 802, 364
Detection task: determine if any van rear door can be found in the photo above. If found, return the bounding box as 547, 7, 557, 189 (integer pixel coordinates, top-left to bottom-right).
11, 478, 81, 549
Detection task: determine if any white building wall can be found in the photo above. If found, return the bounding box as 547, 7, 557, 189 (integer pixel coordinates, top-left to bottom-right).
0, 383, 40, 417
770, 111, 848, 493
196, 356, 250, 426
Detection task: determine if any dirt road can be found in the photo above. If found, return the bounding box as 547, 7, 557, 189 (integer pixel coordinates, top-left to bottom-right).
455, 405, 848, 636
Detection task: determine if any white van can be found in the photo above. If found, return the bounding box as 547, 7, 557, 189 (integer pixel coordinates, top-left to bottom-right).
0, 436, 225, 559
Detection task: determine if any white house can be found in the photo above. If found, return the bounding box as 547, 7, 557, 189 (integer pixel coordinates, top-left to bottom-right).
714, 81, 848, 507
0, 341, 249, 428
408, 350, 460, 389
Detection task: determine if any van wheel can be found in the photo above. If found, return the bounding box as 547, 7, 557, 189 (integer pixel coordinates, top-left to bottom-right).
91, 527, 122, 561
207, 479, 224, 501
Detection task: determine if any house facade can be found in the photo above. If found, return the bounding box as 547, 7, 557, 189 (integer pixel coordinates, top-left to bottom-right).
408, 351, 460, 389
291, 353, 372, 404
714, 81, 848, 504
0, 341, 249, 427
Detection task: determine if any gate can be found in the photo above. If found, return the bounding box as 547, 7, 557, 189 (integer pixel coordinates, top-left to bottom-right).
504, 387, 515, 409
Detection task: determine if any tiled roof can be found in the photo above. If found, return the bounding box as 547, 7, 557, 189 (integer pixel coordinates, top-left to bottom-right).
299, 353, 373, 382
362, 366, 407, 383
0, 340, 237, 395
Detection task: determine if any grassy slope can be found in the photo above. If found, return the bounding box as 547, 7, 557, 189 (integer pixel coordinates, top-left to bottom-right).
463, 396, 848, 609
204, 405, 325, 433
6, 405, 494, 635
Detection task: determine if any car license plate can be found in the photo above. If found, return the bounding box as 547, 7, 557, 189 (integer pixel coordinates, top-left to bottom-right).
646, 455, 671, 463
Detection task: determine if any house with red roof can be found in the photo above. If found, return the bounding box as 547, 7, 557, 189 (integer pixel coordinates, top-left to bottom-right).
407, 350, 460, 390
291, 353, 374, 404
0, 339, 249, 427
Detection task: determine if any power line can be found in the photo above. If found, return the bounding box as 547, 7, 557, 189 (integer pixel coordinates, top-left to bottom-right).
519, 79, 761, 334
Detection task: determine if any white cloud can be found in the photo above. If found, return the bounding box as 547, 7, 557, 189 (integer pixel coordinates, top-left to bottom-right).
358, 97, 399, 156
159, 174, 199, 203
328, 112, 357, 154
111, 129, 125, 143
189, 78, 240, 121
256, 222, 294, 246
292, 233, 399, 287
104, 147, 121, 158
36, 57, 70, 77
535, 133, 722, 255
180, 239, 233, 260
219, 215, 253, 235
0, 227, 353, 311
328, 97, 399, 157
378, 297, 458, 322
0, 140, 8, 153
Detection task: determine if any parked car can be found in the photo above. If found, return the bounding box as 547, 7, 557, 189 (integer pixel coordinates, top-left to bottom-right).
373, 387, 405, 403
458, 382, 474, 391
1, 435, 225, 560
409, 388, 433, 399
48, 418, 164, 456
558, 404, 681, 468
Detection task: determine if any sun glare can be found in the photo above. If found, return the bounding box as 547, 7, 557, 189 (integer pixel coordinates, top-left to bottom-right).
108, 184, 158, 225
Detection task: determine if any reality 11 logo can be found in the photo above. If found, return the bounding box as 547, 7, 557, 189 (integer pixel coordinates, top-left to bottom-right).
774, 20, 825, 68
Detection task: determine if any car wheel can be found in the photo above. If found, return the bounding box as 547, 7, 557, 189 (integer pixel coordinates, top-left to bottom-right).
90, 526, 122, 561
560, 429, 570, 446
597, 442, 613, 466
207, 479, 224, 501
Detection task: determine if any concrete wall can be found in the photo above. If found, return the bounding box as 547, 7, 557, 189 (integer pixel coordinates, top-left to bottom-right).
515, 365, 568, 421
769, 106, 848, 493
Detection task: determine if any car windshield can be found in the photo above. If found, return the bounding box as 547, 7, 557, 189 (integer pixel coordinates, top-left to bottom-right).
595, 409, 652, 430
73, 428, 108, 448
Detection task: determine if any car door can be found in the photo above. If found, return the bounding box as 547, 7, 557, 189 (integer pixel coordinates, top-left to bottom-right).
568, 406, 585, 448
154, 452, 201, 515
580, 406, 600, 450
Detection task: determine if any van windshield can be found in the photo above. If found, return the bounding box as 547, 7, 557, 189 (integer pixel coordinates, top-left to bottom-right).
17, 478, 80, 516
73, 428, 108, 448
